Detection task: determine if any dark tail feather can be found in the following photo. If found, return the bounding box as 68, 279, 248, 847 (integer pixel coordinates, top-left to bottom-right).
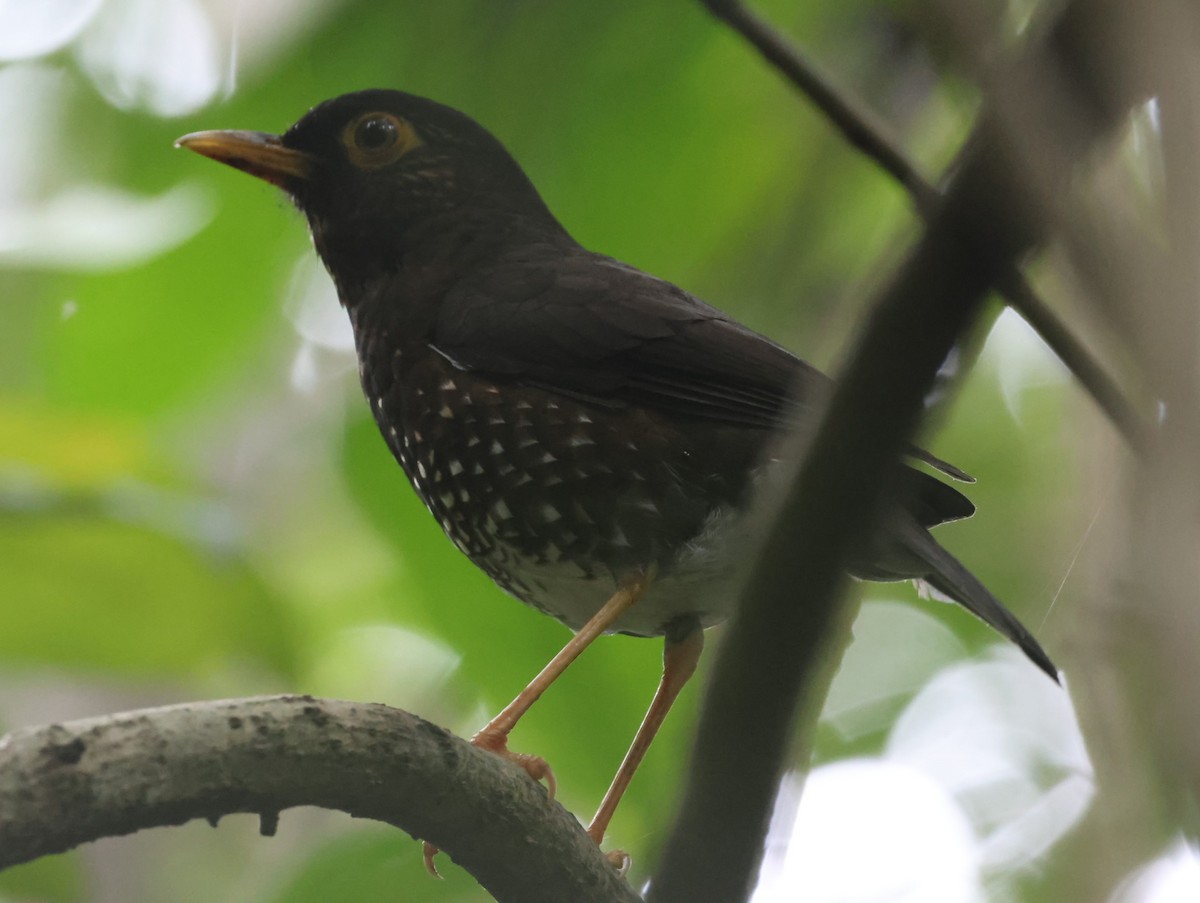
912, 532, 1060, 683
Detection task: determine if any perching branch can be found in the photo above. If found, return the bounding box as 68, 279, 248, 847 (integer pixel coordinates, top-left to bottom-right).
698, 0, 1152, 452
0, 695, 640, 903
650, 2, 1145, 900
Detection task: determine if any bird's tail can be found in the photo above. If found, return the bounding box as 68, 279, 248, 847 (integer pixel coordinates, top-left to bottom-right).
909, 530, 1060, 682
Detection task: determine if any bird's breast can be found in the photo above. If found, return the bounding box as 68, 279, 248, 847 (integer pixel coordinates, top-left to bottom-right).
357, 338, 760, 636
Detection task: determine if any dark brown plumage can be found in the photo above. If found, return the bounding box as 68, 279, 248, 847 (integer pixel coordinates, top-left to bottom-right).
177, 89, 1057, 864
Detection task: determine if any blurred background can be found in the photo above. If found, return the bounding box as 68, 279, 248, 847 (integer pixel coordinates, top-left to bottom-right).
1, 1, 1196, 901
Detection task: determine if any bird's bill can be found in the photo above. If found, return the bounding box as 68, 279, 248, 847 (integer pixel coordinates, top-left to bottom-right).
175, 130, 312, 189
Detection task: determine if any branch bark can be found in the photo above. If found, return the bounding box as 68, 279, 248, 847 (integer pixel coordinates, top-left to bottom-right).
0, 695, 640, 903
650, 2, 1145, 900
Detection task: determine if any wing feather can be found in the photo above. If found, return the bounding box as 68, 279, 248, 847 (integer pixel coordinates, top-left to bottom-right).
433, 251, 822, 426
431, 248, 972, 525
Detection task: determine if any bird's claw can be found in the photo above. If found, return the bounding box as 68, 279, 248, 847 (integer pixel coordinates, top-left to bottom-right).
606, 848, 631, 876
422, 841, 442, 878
586, 822, 631, 875
470, 730, 557, 798
506, 750, 557, 798
421, 733, 557, 878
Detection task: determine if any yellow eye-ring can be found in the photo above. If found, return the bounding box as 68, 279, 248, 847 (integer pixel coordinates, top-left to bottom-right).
341, 112, 422, 169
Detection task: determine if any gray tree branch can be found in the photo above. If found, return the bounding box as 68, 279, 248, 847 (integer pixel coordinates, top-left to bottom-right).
698, 0, 1152, 452
0, 695, 640, 903
650, 1, 1145, 900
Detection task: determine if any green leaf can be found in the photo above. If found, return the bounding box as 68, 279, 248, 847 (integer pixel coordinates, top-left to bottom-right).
264, 827, 482, 903
0, 508, 297, 678
0, 852, 84, 903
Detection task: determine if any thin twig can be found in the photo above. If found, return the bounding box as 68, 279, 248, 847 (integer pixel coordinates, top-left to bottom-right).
699, 0, 1151, 452
701, 0, 940, 213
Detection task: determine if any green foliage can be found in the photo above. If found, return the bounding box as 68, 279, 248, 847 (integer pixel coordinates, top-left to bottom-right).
0, 852, 83, 903
267, 828, 480, 903
1, 1, 1081, 899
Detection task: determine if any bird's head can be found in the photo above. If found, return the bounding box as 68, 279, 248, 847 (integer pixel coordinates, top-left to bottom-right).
177, 90, 564, 293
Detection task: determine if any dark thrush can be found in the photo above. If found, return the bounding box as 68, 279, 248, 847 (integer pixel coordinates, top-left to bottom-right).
177, 89, 1058, 868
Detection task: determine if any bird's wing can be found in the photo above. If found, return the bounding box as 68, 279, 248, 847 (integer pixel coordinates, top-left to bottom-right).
433, 250, 974, 517
432, 251, 825, 428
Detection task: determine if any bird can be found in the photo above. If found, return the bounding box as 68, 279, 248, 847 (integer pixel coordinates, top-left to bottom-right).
177, 88, 1058, 871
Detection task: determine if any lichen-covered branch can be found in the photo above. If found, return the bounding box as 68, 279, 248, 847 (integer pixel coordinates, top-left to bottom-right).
0, 695, 640, 903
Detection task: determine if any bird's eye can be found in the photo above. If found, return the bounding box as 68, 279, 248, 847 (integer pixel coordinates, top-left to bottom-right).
341, 112, 421, 169
354, 116, 397, 150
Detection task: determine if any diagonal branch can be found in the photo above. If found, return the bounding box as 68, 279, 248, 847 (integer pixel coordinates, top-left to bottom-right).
650, 2, 1146, 900
698, 0, 1151, 452
0, 695, 640, 903
701, 0, 939, 213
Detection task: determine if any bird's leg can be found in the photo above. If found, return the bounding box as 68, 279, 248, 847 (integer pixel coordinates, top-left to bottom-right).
471, 572, 651, 782
586, 617, 704, 870
423, 572, 650, 876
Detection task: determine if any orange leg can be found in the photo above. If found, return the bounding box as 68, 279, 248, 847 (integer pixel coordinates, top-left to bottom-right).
586, 618, 704, 869
423, 573, 650, 876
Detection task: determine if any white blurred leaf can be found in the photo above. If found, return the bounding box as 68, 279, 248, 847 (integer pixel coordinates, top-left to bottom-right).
74, 0, 221, 117
0, 0, 104, 61
1111, 840, 1200, 903
886, 651, 1093, 872
823, 599, 967, 742
0, 64, 67, 204
0, 182, 212, 269
752, 760, 984, 903
283, 255, 350, 351
983, 307, 1069, 426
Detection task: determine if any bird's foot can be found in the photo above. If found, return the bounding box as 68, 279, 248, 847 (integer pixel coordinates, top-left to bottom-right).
422, 729, 557, 877
587, 824, 631, 876
470, 727, 558, 797
604, 848, 631, 876
422, 841, 443, 878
